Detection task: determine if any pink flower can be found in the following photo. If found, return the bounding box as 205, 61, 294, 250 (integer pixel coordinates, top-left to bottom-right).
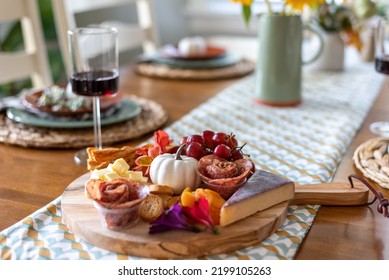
182, 197, 220, 234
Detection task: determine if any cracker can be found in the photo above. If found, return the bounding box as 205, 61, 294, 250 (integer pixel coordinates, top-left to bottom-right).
87, 146, 137, 171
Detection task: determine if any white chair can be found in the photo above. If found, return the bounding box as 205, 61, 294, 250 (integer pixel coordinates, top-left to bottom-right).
0, 0, 52, 89
51, 0, 159, 77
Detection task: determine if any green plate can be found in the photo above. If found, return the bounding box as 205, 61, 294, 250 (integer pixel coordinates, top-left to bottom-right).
6, 98, 141, 128
147, 53, 240, 69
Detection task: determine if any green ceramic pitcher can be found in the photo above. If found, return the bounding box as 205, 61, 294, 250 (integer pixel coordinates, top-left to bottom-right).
255, 14, 323, 106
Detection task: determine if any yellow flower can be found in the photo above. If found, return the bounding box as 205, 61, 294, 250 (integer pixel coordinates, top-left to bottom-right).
285, 0, 325, 12
230, 0, 327, 26
230, 0, 253, 5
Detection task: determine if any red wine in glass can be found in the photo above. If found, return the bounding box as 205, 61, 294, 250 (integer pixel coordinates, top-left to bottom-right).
69, 27, 118, 165
71, 70, 119, 97
370, 20, 389, 137
375, 55, 389, 75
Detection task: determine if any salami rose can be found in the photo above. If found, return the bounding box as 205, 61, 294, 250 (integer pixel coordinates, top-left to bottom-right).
86, 178, 145, 207
197, 155, 254, 199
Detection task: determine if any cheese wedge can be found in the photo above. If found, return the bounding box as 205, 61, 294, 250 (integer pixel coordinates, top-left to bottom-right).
219, 170, 295, 227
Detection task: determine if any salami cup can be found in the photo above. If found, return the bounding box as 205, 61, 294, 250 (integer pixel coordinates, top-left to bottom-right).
93, 199, 144, 230
197, 154, 254, 199
87, 178, 149, 230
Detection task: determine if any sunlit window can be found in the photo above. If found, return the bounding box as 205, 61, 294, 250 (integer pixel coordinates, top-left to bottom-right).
184, 0, 285, 36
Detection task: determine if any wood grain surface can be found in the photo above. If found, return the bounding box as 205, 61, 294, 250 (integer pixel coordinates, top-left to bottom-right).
293, 182, 369, 206
61, 174, 370, 258
61, 173, 288, 259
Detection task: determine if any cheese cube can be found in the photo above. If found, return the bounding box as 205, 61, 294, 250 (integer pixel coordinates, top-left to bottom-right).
125, 170, 144, 182
107, 163, 115, 172
111, 158, 130, 176
103, 172, 121, 181
91, 168, 111, 181
141, 176, 149, 184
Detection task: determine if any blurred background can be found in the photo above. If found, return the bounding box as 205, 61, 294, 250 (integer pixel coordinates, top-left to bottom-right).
1, 0, 388, 97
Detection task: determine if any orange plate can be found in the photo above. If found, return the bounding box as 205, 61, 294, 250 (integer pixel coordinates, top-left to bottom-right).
160, 44, 226, 60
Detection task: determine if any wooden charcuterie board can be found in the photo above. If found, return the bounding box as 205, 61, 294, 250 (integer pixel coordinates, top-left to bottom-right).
61, 174, 289, 259
61, 174, 369, 259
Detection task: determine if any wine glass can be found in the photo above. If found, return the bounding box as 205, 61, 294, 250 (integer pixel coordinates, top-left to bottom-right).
370, 18, 389, 136
68, 27, 119, 164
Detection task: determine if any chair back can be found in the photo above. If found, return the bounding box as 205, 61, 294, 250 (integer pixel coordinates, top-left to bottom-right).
0, 0, 52, 89
51, 0, 159, 77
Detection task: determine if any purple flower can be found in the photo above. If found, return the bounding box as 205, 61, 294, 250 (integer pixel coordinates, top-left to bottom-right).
149, 202, 201, 234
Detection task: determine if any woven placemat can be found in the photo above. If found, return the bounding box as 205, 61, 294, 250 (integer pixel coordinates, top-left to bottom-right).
0, 96, 168, 149
353, 137, 389, 189
135, 58, 255, 80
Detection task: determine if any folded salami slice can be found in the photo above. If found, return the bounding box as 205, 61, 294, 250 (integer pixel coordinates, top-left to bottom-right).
198, 154, 253, 186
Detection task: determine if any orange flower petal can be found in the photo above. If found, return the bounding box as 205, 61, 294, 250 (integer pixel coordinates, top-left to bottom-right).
154, 130, 173, 154
148, 145, 162, 159
135, 155, 153, 167
136, 144, 153, 156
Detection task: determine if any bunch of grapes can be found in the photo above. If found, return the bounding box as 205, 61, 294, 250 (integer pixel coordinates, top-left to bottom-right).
179, 130, 247, 161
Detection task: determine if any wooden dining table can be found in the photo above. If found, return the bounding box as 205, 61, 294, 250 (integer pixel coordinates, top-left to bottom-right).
1, 62, 389, 260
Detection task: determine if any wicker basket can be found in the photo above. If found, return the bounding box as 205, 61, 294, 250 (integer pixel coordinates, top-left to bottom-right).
353, 137, 389, 189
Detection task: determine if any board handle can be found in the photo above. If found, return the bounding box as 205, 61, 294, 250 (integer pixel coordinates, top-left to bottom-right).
293, 181, 369, 206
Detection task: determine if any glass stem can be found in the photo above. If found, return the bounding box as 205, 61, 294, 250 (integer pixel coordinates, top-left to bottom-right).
93, 96, 102, 149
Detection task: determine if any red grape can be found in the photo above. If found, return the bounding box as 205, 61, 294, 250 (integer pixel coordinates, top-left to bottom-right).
186, 142, 207, 160
167, 145, 179, 154
212, 132, 229, 147
179, 136, 188, 146
213, 144, 231, 160
230, 149, 243, 160
202, 130, 215, 149
186, 134, 204, 145
227, 134, 238, 149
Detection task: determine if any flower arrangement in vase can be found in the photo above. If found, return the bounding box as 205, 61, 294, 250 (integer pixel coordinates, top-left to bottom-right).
315, 1, 362, 48
310, 1, 363, 70
231, 0, 325, 26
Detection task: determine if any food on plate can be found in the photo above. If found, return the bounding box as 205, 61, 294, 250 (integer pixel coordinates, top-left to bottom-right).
149, 145, 201, 194
177, 130, 252, 199
139, 194, 165, 222
94, 200, 142, 230
36, 85, 92, 112
133, 130, 175, 176
87, 146, 137, 171
201, 179, 247, 203
86, 178, 148, 230
148, 184, 175, 196
178, 36, 207, 57
90, 157, 148, 183
180, 187, 197, 207
179, 130, 247, 161
197, 154, 254, 199
23, 85, 123, 116
84, 129, 296, 233
148, 194, 219, 234
165, 195, 181, 209
86, 178, 146, 205
180, 188, 225, 225
219, 170, 295, 227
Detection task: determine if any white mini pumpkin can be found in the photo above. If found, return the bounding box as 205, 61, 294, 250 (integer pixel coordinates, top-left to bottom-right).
178, 36, 207, 57
149, 145, 201, 194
